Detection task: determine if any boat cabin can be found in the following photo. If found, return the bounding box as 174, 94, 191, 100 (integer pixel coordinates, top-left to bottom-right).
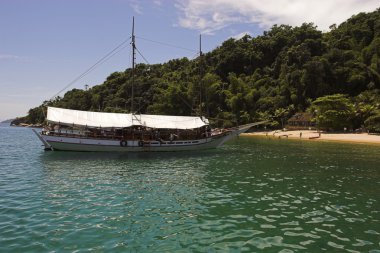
42, 107, 216, 142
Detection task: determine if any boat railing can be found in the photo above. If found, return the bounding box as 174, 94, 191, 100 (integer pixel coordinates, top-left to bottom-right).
42, 130, 214, 141
42, 130, 123, 140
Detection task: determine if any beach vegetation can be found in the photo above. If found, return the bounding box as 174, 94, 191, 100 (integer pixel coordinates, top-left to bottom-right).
310, 94, 355, 131
365, 111, 380, 132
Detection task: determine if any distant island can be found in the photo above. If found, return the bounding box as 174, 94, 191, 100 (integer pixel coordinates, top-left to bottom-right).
13, 8, 380, 133
1, 119, 14, 124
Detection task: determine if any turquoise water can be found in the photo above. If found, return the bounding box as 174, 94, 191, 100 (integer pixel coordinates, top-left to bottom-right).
0, 124, 379, 252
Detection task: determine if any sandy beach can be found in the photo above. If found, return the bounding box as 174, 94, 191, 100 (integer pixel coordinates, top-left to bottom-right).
243, 130, 380, 145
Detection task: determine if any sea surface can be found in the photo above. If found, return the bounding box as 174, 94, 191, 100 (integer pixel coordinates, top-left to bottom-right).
0, 124, 379, 252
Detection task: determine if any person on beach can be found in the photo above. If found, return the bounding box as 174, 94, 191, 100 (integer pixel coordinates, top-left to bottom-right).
300, 132, 302, 138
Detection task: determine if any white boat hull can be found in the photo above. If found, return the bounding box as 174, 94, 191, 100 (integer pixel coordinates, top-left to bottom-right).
33, 123, 258, 152
39, 135, 225, 152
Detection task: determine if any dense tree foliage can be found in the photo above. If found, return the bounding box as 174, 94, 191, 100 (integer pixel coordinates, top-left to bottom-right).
18, 9, 380, 131
309, 94, 355, 131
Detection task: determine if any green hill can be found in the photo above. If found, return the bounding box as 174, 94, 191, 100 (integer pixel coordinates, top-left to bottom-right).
16, 8, 380, 131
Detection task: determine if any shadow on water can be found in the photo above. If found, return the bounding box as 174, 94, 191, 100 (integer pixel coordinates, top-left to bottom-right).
38, 148, 225, 162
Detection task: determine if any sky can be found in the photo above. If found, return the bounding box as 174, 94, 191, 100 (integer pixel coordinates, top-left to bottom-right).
1, 0, 379, 121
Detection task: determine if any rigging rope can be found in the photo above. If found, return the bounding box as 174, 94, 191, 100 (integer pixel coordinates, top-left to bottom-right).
136, 36, 196, 53
49, 37, 132, 100
50, 35, 200, 101
45, 34, 202, 120
135, 47, 150, 65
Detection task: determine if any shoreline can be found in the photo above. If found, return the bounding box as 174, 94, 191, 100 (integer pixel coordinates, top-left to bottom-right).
242, 130, 380, 145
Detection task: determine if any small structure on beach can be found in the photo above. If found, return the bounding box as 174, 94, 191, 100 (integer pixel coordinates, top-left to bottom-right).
287, 112, 315, 130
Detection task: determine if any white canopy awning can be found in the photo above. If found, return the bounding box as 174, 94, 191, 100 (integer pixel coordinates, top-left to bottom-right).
47, 107, 208, 129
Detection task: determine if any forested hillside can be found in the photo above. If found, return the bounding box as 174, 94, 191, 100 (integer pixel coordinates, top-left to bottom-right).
18, 9, 380, 131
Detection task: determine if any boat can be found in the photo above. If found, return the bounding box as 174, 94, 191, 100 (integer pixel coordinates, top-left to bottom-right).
33, 18, 265, 152
33, 107, 264, 152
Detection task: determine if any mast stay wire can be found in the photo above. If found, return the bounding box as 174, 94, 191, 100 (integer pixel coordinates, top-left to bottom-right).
135, 47, 150, 65
134, 36, 201, 65
132, 37, 199, 114
47, 34, 200, 116
130, 36, 202, 117
50, 37, 132, 100
49, 34, 200, 101
134, 36, 201, 72
136, 36, 197, 53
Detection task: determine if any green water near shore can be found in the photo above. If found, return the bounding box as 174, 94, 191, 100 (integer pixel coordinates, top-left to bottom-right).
0, 125, 379, 252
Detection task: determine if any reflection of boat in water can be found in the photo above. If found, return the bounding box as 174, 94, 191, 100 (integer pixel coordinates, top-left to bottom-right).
33, 107, 263, 152
33, 18, 265, 152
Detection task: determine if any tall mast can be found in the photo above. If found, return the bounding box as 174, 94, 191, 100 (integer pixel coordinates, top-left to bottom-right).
131, 16, 136, 114
199, 34, 203, 117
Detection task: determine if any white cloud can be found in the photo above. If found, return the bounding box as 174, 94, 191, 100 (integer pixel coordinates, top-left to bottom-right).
0, 54, 20, 60
153, 0, 162, 6
0, 54, 31, 62
129, 0, 143, 14
175, 0, 379, 33
232, 31, 251, 40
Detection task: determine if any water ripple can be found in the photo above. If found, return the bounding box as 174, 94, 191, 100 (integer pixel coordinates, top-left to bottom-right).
1, 128, 380, 252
